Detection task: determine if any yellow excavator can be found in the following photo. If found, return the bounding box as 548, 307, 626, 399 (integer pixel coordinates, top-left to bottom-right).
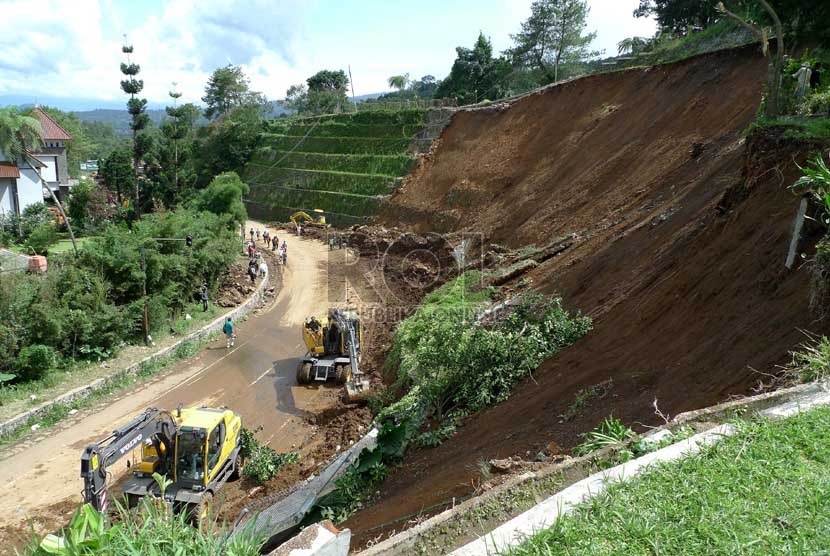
80, 405, 244, 527
297, 308, 371, 402
290, 209, 328, 229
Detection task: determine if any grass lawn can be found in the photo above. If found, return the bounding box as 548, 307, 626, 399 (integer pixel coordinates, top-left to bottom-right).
506, 405, 830, 556
48, 236, 94, 254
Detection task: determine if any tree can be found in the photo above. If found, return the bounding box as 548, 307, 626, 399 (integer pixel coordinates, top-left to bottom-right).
617, 36, 650, 55
192, 105, 261, 188
411, 75, 439, 98
435, 33, 512, 105
634, 0, 719, 35
0, 107, 77, 255
191, 172, 249, 227
717, 1, 783, 118
283, 83, 309, 114
511, 0, 600, 83
306, 70, 349, 114
157, 85, 198, 207
100, 146, 135, 206
388, 74, 410, 91
120, 40, 150, 220
202, 65, 265, 120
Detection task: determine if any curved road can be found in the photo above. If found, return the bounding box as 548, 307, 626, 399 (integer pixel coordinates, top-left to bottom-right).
0, 225, 333, 551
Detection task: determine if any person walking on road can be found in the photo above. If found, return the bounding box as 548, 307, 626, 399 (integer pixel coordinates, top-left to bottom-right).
247, 241, 255, 259
297, 224, 302, 237
280, 241, 287, 265
223, 317, 235, 348
256, 229, 261, 242
259, 259, 268, 277
199, 282, 209, 312
248, 258, 258, 283
272, 235, 278, 251
249, 227, 255, 243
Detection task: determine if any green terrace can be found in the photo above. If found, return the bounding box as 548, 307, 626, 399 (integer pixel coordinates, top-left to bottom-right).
243, 109, 427, 226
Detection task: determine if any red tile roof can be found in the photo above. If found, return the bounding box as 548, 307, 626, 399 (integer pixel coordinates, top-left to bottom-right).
0, 162, 20, 179
32, 107, 72, 141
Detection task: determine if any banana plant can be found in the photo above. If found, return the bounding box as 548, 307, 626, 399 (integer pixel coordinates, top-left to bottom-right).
39, 504, 109, 555
794, 153, 830, 216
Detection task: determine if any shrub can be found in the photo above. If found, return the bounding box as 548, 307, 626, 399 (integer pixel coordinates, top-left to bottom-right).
244, 445, 298, 484
16, 344, 59, 381
25, 222, 58, 255
573, 417, 634, 457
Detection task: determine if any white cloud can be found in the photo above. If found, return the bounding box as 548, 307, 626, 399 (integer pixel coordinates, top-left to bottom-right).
0, 0, 656, 107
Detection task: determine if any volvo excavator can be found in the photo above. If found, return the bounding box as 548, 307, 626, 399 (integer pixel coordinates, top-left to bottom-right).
297, 308, 371, 402
80, 405, 244, 527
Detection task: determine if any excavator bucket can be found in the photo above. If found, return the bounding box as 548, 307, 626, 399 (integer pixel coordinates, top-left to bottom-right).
345, 376, 371, 403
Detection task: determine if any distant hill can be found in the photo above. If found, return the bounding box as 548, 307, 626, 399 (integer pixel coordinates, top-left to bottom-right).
76, 101, 291, 136
74, 108, 169, 136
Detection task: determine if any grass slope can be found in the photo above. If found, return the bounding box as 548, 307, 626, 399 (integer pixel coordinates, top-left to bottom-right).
508, 405, 830, 555
244, 110, 425, 226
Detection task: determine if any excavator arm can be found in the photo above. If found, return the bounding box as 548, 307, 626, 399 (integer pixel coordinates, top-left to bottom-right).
331, 309, 370, 401
80, 408, 178, 512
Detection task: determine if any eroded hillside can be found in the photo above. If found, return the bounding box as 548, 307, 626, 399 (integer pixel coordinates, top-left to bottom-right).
349, 45, 830, 544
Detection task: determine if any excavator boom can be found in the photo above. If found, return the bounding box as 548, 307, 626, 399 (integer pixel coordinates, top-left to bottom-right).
80, 408, 177, 512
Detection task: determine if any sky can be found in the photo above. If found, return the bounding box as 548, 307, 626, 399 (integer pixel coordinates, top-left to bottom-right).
0, 0, 656, 111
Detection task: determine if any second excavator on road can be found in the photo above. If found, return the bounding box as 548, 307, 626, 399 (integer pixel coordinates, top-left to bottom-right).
297, 308, 371, 402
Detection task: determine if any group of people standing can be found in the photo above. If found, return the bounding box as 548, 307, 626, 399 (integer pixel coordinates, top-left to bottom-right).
793, 61, 822, 101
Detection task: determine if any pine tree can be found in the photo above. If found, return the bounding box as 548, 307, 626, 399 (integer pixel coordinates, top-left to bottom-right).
120, 38, 150, 219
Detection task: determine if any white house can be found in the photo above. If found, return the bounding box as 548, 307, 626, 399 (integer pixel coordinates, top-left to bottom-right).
0, 108, 72, 219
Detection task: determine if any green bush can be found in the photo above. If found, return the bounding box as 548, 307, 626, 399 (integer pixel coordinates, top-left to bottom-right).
25, 222, 58, 255
16, 344, 59, 381
28, 498, 265, 556
260, 134, 412, 155
244, 445, 298, 484
252, 150, 413, 176
246, 166, 396, 196
0, 207, 239, 387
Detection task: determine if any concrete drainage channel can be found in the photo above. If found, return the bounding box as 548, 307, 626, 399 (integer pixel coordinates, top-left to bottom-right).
343, 380, 830, 556
234, 428, 379, 555
0, 267, 271, 441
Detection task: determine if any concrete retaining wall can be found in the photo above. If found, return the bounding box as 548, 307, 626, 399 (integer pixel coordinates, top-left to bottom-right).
0, 266, 271, 440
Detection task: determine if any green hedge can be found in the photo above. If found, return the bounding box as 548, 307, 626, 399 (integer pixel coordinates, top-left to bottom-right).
264, 122, 423, 139
265, 109, 425, 129
259, 134, 412, 155
245, 167, 396, 196
250, 150, 413, 176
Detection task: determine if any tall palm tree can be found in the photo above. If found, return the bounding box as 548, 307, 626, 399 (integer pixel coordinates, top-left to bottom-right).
387, 73, 410, 92
0, 107, 78, 256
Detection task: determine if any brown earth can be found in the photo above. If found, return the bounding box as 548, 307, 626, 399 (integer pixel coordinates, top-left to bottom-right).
347, 46, 830, 545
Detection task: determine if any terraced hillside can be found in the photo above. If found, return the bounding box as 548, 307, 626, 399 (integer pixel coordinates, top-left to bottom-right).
243, 110, 427, 227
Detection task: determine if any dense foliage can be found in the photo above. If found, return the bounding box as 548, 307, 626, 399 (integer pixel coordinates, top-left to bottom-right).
0, 208, 240, 384
510, 0, 599, 83
435, 33, 511, 104
635, 0, 830, 42
27, 498, 264, 555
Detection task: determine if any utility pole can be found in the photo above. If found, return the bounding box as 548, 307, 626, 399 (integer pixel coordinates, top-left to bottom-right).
140, 245, 149, 345
348, 65, 357, 112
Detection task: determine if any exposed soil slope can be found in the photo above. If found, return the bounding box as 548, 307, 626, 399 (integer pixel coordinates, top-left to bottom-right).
350, 46, 830, 543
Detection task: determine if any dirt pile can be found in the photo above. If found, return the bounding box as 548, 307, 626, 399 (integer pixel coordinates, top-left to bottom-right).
347, 46, 830, 544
